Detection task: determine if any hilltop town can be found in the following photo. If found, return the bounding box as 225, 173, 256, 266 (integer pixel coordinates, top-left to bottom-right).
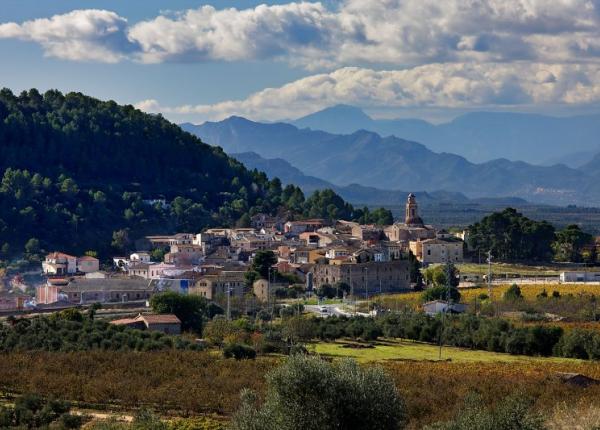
1, 194, 466, 318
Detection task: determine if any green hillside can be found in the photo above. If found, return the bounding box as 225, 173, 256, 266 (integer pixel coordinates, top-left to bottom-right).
0, 89, 384, 260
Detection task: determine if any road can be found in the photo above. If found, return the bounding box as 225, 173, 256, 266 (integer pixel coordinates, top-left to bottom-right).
305, 304, 349, 317
305, 304, 371, 318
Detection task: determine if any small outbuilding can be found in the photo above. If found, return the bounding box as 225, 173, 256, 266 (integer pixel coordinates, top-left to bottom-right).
111, 313, 181, 335
422, 300, 466, 316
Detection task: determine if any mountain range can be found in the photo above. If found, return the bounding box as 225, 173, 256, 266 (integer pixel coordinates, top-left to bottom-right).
292, 105, 600, 166
182, 117, 600, 206
231, 152, 472, 206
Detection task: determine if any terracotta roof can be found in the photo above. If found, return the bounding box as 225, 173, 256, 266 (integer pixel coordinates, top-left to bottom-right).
47, 252, 76, 259
137, 314, 181, 324
110, 318, 139, 325
78, 256, 99, 261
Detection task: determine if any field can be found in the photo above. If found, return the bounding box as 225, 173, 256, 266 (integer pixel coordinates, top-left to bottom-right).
312, 338, 578, 364
377, 283, 600, 308
457, 262, 563, 276
1, 350, 599, 429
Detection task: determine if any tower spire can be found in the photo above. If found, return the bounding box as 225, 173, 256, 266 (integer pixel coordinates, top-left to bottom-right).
405, 193, 424, 227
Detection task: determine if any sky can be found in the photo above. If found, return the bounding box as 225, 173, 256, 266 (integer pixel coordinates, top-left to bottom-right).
2, 0, 600, 124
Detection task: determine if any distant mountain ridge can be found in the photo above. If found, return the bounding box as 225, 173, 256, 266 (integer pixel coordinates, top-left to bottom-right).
231, 151, 470, 206
182, 117, 597, 206
291, 105, 600, 166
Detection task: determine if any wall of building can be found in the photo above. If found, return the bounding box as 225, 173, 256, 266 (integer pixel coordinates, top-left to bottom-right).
312, 260, 410, 293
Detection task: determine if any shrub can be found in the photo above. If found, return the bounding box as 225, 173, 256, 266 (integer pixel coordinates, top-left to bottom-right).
223, 343, 256, 360
230, 355, 406, 430
422, 285, 461, 302
503, 284, 523, 301
425, 393, 544, 430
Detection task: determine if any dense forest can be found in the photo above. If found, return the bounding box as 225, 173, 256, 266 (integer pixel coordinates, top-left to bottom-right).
0, 89, 391, 260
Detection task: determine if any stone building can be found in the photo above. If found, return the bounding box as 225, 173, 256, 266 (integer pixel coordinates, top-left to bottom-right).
190, 271, 246, 300
410, 238, 464, 264
311, 260, 411, 294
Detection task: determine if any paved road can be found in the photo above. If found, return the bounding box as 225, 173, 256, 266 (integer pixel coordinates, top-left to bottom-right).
305, 304, 371, 318
305, 304, 350, 317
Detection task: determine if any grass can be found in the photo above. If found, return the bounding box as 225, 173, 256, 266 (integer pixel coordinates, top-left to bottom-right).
457, 262, 563, 276
311, 338, 578, 364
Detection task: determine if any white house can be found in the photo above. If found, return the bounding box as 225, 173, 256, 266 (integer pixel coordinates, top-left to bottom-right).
130, 252, 151, 263
42, 252, 78, 275
423, 300, 467, 315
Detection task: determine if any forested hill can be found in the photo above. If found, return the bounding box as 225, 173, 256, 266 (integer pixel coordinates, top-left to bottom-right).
0, 89, 386, 260
0, 88, 248, 198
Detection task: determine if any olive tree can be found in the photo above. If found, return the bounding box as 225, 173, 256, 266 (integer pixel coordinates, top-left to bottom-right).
230, 355, 406, 430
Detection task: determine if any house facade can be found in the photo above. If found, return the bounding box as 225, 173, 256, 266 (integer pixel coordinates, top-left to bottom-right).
410, 238, 464, 264
190, 271, 246, 300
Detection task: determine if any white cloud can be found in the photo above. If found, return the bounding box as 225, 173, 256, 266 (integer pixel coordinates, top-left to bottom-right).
128, 3, 340, 65
135, 63, 600, 122
3, 1, 600, 67
0, 9, 131, 63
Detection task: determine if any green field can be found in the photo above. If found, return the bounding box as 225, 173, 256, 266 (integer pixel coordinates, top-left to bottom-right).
312, 339, 578, 364
456, 262, 562, 276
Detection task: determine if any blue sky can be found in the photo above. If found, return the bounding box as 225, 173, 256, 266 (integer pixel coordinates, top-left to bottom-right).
0, 1, 307, 107
2, 0, 600, 123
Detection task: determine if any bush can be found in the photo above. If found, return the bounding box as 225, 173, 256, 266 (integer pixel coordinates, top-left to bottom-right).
503, 284, 523, 301
168, 417, 227, 430
230, 355, 406, 430
425, 393, 544, 430
223, 343, 256, 360
422, 285, 461, 302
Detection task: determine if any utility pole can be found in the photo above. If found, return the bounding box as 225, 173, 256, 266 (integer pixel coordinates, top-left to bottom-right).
226, 282, 231, 321
438, 256, 452, 359
364, 266, 369, 314
268, 268, 274, 323
487, 250, 493, 300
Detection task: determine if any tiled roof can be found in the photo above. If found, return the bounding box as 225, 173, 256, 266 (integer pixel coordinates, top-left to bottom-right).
110, 318, 139, 325
62, 278, 151, 292
78, 256, 99, 261
137, 313, 181, 324
47, 252, 76, 259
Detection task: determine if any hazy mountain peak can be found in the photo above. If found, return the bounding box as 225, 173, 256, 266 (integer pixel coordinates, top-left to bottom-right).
293, 104, 373, 134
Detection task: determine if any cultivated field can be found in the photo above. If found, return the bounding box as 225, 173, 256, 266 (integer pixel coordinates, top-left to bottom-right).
457, 262, 566, 276
377, 283, 600, 308
312, 338, 579, 364
0, 350, 598, 429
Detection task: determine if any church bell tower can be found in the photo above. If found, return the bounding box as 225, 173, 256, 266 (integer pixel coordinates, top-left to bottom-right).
405, 193, 424, 227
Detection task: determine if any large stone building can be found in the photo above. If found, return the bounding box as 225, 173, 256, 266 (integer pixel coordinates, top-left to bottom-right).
410, 237, 464, 264
56, 278, 153, 304
384, 194, 436, 243
311, 260, 411, 294
190, 270, 246, 300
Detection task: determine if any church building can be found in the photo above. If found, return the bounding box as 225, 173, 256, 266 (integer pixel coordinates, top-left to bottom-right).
384, 194, 436, 243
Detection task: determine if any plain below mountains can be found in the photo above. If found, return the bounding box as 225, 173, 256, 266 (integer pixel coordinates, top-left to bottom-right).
182, 117, 599, 206
292, 105, 600, 166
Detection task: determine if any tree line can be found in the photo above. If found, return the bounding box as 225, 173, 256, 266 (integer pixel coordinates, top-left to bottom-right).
0, 308, 201, 352
468, 208, 595, 263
